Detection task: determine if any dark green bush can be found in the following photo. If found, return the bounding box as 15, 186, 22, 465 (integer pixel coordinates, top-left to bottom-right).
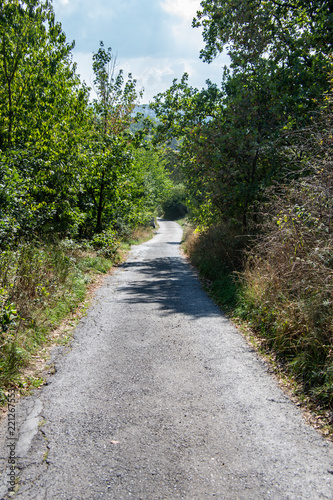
161, 184, 188, 220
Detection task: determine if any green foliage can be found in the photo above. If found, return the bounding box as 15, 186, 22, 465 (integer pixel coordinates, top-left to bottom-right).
91, 229, 120, 258
0, 294, 18, 334
131, 148, 173, 216
0, 10, 171, 245
0, 0, 91, 241
0, 240, 117, 394
79, 41, 150, 233
92, 42, 143, 136
153, 0, 332, 228
161, 184, 188, 220
194, 0, 333, 64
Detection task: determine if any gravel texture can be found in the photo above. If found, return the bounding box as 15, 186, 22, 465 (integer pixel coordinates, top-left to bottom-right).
1, 219, 333, 499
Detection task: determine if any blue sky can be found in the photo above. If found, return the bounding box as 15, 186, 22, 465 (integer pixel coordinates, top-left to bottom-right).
52, 0, 229, 103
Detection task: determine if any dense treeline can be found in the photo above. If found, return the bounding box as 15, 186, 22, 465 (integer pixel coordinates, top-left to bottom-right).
0, 0, 172, 393
0, 0, 171, 246
151, 1, 333, 417
152, 0, 332, 228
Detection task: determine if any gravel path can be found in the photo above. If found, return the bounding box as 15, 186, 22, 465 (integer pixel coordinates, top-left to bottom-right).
1, 219, 333, 499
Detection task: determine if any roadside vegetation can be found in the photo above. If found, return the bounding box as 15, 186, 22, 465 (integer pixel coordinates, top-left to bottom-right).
0, 227, 156, 404
152, 0, 333, 431
183, 153, 333, 432
1, 0, 332, 432
0, 0, 174, 399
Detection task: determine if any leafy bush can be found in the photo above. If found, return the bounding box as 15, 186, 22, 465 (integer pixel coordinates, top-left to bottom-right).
91, 229, 120, 258
161, 184, 188, 220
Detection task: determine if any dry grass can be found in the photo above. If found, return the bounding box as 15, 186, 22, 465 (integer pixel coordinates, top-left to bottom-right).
127, 225, 155, 244
237, 168, 333, 409
0, 225, 155, 405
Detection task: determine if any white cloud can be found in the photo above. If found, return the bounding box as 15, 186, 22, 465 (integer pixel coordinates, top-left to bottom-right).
170, 21, 202, 52
72, 51, 95, 87
160, 0, 201, 21
159, 0, 207, 60
53, 1, 229, 103
73, 52, 225, 104
53, 0, 79, 14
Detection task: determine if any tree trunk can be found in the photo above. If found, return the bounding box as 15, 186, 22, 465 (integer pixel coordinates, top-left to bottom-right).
96, 171, 105, 231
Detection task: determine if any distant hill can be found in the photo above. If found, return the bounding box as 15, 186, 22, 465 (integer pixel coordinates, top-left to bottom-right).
133, 104, 156, 119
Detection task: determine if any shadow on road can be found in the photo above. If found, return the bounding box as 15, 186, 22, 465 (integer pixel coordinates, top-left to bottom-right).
120, 257, 222, 319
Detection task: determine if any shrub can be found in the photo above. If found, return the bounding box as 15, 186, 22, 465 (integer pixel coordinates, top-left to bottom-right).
237, 168, 333, 406
161, 184, 188, 220
91, 229, 120, 258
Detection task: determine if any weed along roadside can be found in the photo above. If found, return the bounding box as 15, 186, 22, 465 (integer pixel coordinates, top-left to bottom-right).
181, 219, 333, 440
1, 218, 332, 499
0, 226, 155, 414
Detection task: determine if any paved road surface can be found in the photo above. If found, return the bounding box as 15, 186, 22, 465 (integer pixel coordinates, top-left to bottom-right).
1, 219, 333, 499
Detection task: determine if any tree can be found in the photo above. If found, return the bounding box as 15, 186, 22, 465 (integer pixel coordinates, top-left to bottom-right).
152, 67, 289, 227
194, 0, 332, 126
0, 0, 91, 241
83, 42, 144, 232
194, 0, 333, 61
130, 147, 173, 215
0, 0, 82, 149
151, 0, 333, 228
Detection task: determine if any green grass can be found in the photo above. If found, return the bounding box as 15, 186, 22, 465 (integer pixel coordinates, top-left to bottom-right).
209, 275, 240, 312
78, 255, 114, 274
0, 242, 116, 402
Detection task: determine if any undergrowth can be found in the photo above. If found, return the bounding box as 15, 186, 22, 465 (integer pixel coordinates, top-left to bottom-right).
0, 225, 154, 402
183, 222, 248, 312
183, 167, 333, 426
236, 169, 333, 411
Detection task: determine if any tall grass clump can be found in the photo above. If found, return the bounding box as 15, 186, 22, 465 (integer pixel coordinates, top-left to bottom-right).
184, 222, 249, 311
237, 165, 333, 408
